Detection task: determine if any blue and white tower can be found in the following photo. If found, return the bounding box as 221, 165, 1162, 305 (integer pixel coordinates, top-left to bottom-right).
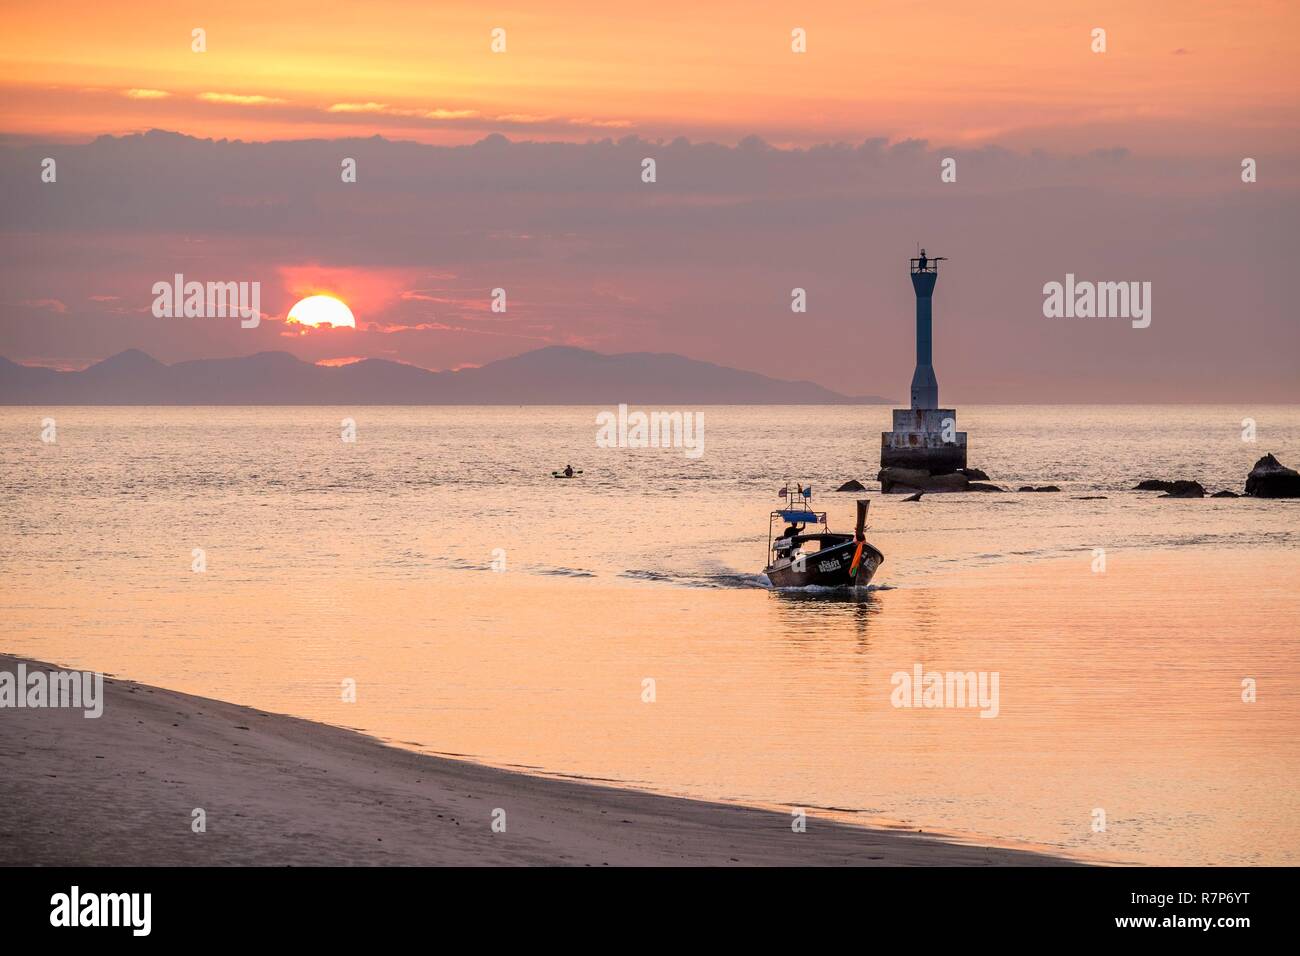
881, 250, 967, 473
909, 261, 939, 409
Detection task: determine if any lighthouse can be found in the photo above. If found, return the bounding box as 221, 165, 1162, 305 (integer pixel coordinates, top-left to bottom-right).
880, 250, 967, 474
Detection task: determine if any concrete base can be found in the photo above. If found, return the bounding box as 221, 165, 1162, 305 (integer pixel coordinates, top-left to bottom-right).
880, 443, 968, 474
881, 407, 967, 475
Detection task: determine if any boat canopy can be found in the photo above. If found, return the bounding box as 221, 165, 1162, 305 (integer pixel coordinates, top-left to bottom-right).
775, 509, 822, 523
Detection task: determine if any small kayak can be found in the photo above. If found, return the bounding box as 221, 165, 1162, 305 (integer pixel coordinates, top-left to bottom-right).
551, 470, 583, 478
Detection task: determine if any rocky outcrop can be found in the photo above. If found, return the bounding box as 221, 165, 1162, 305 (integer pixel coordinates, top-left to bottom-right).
878, 467, 968, 494
958, 467, 990, 481
1135, 478, 1213, 497
1245, 454, 1300, 498
874, 466, 1006, 494
835, 479, 867, 492
1211, 490, 1239, 498
1018, 485, 1060, 493
1134, 479, 1175, 491
902, 491, 924, 502
1158, 481, 1205, 498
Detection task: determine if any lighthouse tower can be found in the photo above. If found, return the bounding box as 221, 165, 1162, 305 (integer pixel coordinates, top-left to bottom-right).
880, 250, 967, 474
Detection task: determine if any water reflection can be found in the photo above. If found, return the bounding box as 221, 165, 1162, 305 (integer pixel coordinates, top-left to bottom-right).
770, 587, 884, 640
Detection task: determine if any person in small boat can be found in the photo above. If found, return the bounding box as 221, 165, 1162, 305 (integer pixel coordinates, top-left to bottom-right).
776, 522, 803, 559
563, 464, 574, 477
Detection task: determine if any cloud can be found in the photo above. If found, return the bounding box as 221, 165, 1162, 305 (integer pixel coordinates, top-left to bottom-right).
198, 93, 287, 106
494, 114, 553, 124
326, 102, 478, 120
0, 131, 1295, 400
567, 117, 633, 129
326, 102, 390, 114
123, 89, 170, 100
19, 298, 68, 312
488, 113, 629, 130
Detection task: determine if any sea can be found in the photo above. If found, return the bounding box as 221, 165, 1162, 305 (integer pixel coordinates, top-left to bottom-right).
3, 404, 1298, 864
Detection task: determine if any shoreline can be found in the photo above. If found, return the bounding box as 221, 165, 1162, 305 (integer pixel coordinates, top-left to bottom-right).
0, 653, 1080, 866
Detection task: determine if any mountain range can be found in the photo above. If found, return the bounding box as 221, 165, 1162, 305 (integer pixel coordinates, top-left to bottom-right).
0, 347, 891, 405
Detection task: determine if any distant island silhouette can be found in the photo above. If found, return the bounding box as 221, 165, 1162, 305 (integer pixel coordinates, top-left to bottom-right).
0, 346, 892, 405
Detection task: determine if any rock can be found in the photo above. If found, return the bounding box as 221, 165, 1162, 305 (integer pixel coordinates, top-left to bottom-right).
835, 479, 867, 492
1211, 490, 1239, 498
878, 467, 969, 494
1073, 496, 1108, 500
1137, 477, 1216, 497
1245, 453, 1300, 498
958, 467, 990, 481
1134, 479, 1174, 491
880, 467, 929, 488
1018, 485, 1060, 492
966, 482, 1004, 492
1017, 486, 1035, 492
902, 492, 924, 502
1157, 480, 1205, 498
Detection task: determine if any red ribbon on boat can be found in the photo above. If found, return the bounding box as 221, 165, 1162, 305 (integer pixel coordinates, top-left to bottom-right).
849, 541, 865, 578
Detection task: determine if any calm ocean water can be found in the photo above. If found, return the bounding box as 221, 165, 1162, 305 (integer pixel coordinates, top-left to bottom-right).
3, 405, 1298, 863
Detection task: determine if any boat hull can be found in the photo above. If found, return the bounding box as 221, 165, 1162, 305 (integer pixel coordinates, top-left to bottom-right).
765, 540, 883, 589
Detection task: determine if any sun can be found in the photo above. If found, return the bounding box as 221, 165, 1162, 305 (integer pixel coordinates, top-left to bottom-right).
287, 295, 356, 329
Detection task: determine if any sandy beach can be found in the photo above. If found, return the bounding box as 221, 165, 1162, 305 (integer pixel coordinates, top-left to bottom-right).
0, 654, 1074, 867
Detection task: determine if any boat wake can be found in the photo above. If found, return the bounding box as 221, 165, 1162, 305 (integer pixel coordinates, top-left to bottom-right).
620, 568, 771, 589
619, 567, 894, 593
772, 581, 894, 593
535, 566, 597, 578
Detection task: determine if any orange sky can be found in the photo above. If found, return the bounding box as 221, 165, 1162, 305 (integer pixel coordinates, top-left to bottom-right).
2, 1, 1297, 399
3, 0, 1297, 151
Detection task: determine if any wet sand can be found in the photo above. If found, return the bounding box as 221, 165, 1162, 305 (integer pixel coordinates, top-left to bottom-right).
0, 654, 1075, 866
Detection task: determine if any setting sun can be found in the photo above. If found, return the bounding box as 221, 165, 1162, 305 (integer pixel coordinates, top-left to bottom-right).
287, 295, 355, 329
